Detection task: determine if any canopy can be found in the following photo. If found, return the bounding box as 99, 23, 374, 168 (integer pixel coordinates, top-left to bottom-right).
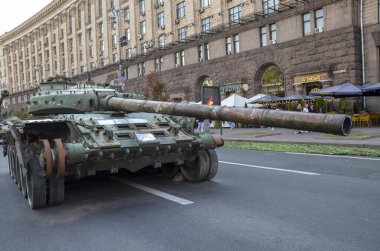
250, 95, 281, 103
309, 82, 363, 97
246, 94, 266, 103
277, 94, 317, 102
221, 94, 249, 107
363, 83, 380, 96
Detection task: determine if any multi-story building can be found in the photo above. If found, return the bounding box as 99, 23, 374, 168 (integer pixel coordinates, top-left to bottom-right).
0, 0, 379, 111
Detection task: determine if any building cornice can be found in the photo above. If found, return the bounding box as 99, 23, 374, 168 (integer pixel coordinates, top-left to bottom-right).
0, 0, 77, 44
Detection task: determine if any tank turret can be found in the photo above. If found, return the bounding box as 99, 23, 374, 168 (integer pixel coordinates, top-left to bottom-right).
2, 77, 352, 209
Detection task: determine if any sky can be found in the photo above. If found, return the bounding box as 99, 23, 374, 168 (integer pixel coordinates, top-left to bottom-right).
0, 0, 52, 35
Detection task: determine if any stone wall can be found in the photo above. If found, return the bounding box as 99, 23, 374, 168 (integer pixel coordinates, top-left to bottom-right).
122, 25, 362, 102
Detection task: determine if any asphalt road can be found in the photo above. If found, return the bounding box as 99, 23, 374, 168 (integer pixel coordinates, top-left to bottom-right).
0, 148, 380, 251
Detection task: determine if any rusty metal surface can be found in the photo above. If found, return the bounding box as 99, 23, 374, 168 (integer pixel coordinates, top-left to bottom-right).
53, 139, 66, 178
41, 139, 53, 178
213, 136, 224, 147
104, 97, 352, 136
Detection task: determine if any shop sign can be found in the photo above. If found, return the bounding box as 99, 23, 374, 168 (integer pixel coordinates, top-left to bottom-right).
294, 72, 328, 84
220, 85, 241, 94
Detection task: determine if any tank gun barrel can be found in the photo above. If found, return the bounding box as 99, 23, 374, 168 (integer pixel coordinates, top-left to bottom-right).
101, 96, 352, 136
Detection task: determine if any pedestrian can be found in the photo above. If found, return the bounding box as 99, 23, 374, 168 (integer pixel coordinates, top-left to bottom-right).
197, 118, 204, 133
204, 119, 211, 132
302, 104, 309, 132
228, 121, 235, 130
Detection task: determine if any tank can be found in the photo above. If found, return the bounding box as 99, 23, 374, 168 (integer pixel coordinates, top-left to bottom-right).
2, 77, 352, 209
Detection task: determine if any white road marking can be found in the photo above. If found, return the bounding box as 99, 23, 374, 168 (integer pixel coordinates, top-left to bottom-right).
112, 177, 194, 205
219, 161, 319, 175
285, 152, 380, 161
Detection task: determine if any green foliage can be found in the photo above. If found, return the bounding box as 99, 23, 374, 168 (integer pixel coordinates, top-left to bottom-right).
214, 121, 222, 129
339, 100, 353, 114
261, 66, 284, 84
315, 97, 326, 113
287, 103, 293, 111
12, 109, 29, 119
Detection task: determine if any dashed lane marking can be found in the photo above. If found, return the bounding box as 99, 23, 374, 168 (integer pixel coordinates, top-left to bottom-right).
219, 161, 320, 175
112, 177, 194, 205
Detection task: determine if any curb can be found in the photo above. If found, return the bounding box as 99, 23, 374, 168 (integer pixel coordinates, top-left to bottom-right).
223, 138, 380, 149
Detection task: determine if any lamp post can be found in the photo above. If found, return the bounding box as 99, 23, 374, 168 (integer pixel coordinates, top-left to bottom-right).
110, 1, 124, 77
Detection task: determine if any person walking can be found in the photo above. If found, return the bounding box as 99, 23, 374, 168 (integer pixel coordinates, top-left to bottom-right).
197, 118, 204, 133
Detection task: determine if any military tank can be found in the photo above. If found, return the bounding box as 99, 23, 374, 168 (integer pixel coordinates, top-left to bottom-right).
2, 77, 352, 209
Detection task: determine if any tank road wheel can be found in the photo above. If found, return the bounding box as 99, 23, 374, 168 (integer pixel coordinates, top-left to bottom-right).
15, 153, 22, 191
48, 177, 64, 206
8, 146, 14, 178
12, 149, 19, 185
19, 160, 28, 199
181, 150, 210, 183
205, 149, 218, 181
26, 158, 47, 209
47, 139, 66, 206
162, 164, 180, 179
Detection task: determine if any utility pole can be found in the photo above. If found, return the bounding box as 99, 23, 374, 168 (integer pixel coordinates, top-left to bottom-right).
110, 0, 124, 78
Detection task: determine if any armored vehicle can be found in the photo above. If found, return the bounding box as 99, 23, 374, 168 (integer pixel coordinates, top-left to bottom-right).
2, 77, 352, 209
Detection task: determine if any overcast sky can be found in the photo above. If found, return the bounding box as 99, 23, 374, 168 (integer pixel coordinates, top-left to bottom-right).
0, 0, 52, 35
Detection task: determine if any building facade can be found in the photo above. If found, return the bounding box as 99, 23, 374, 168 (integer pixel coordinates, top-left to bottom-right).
0, 0, 379, 111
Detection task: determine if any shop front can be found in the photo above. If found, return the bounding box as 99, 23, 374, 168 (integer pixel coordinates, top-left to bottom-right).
293, 72, 332, 95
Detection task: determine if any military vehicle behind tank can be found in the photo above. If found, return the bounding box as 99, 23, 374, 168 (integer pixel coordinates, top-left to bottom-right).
2, 77, 352, 209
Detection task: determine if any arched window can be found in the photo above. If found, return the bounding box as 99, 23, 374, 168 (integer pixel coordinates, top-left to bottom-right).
261, 65, 284, 96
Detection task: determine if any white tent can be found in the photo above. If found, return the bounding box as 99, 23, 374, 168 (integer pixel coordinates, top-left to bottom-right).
221, 94, 249, 107
247, 94, 266, 104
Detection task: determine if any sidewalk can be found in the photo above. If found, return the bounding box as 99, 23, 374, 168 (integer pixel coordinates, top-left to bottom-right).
211, 126, 380, 148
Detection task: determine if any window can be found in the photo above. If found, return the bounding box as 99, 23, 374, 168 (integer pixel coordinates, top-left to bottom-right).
112, 35, 117, 48
111, 19, 117, 29
78, 10, 82, 29
78, 34, 83, 46
112, 53, 118, 63
177, 2, 185, 19
69, 15, 73, 33
100, 58, 106, 67
302, 13, 311, 35
138, 62, 145, 76
178, 26, 187, 42
89, 45, 94, 58
140, 21, 146, 34
157, 12, 165, 28
229, 5, 242, 25
125, 28, 131, 41
155, 57, 164, 72
200, 0, 210, 8
90, 62, 96, 70
140, 0, 146, 15
315, 8, 324, 29
123, 67, 129, 79
260, 26, 267, 47
80, 66, 84, 74
158, 35, 166, 48
98, 22, 104, 36
201, 17, 212, 33
110, 0, 115, 9
80, 50, 83, 61
233, 34, 240, 53
263, 0, 279, 14
98, 0, 103, 16
175, 50, 185, 67
88, 28, 93, 41
198, 43, 209, 61
126, 48, 132, 58
141, 42, 148, 54
99, 40, 105, 53
87, 0, 92, 21
124, 8, 130, 21
226, 35, 239, 54
269, 23, 277, 42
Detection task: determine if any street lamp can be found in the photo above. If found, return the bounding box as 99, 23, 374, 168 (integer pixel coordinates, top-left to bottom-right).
109, 2, 124, 77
